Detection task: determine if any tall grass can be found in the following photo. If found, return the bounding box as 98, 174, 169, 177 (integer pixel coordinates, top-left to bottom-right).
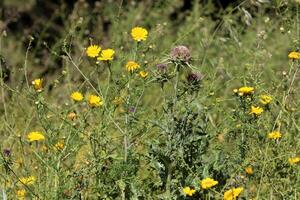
1, 0, 300, 199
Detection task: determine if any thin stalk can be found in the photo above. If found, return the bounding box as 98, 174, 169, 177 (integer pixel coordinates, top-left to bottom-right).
24, 38, 34, 90
0, 34, 8, 121
65, 52, 125, 135
272, 62, 297, 131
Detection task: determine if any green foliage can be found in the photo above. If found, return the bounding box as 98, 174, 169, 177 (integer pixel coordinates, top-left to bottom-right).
1, 0, 300, 199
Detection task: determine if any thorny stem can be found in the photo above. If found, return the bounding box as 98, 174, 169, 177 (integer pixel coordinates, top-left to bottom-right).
173, 63, 179, 114
170, 63, 180, 135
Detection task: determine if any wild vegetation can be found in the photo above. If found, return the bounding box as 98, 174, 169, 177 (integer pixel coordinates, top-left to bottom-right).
1, 0, 300, 199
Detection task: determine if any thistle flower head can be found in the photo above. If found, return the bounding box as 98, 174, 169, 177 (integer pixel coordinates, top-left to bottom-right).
170, 45, 191, 62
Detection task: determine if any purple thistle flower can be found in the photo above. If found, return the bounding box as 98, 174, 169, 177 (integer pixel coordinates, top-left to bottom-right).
3, 148, 11, 157
170, 45, 191, 62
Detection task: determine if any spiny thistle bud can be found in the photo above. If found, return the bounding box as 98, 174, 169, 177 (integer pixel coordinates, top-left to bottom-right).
156, 63, 167, 73
3, 148, 11, 157
187, 72, 203, 84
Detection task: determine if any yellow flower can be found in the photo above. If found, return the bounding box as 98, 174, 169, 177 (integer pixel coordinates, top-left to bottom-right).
288, 157, 300, 165
32, 78, 43, 92
288, 51, 300, 60
19, 176, 36, 185
126, 61, 140, 72
224, 187, 243, 200
249, 106, 263, 116
98, 49, 115, 61
88, 94, 103, 107
70, 91, 84, 102
182, 186, 196, 196
245, 166, 254, 175
54, 141, 64, 151
16, 189, 26, 199
267, 131, 282, 140
86, 45, 101, 58
131, 27, 148, 41
200, 177, 218, 189
27, 131, 45, 142
139, 71, 148, 78
260, 95, 272, 105
238, 86, 254, 96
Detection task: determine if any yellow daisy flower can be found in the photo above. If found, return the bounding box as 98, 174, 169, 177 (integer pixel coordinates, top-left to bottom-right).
131, 27, 148, 41
238, 86, 254, 96
70, 91, 84, 102
267, 131, 282, 140
88, 94, 103, 107
32, 78, 43, 92
139, 70, 148, 78
224, 187, 243, 200
97, 49, 115, 61
260, 95, 272, 105
200, 177, 218, 189
125, 61, 140, 72
288, 157, 300, 165
249, 106, 263, 116
86, 45, 101, 58
19, 176, 36, 185
288, 51, 300, 60
182, 186, 196, 196
27, 131, 45, 142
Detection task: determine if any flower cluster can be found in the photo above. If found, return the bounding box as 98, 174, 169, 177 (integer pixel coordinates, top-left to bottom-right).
234, 86, 273, 118
183, 177, 243, 199
70, 91, 104, 107
86, 45, 115, 61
